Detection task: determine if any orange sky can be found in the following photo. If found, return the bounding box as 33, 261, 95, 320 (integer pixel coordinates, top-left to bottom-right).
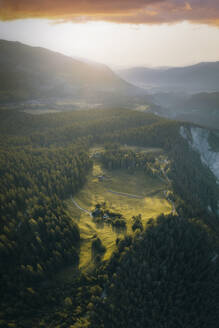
1, 0, 219, 26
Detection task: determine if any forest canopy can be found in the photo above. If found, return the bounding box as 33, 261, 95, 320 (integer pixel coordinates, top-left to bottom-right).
1, 107, 219, 327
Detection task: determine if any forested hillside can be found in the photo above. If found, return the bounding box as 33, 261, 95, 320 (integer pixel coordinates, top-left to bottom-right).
1, 108, 219, 327
149, 91, 219, 130
0, 40, 154, 110
90, 215, 219, 328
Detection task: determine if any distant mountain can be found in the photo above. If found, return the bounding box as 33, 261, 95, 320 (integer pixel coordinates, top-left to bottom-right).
118, 62, 219, 128
181, 92, 219, 111
149, 91, 219, 130
0, 40, 154, 109
118, 62, 219, 93
175, 92, 219, 129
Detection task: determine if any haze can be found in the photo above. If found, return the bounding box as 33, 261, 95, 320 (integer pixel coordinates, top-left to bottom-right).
1, 19, 219, 68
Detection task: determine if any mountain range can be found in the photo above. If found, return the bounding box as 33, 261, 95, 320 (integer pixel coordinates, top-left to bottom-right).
0, 40, 154, 110
118, 62, 219, 94
117, 63, 219, 129
1, 40, 219, 130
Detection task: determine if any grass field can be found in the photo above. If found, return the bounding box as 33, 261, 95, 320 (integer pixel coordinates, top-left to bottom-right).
65, 155, 172, 271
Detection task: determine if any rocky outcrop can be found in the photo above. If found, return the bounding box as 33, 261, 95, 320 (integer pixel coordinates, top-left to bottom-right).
180, 126, 219, 181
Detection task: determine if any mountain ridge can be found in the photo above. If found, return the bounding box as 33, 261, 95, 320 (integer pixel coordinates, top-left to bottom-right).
0, 39, 154, 109
118, 62, 219, 93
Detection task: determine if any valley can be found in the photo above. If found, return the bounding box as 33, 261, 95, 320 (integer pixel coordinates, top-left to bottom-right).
0, 40, 155, 111
118, 64, 219, 130
1, 107, 219, 328
0, 39, 219, 327
65, 149, 172, 271
1, 40, 219, 131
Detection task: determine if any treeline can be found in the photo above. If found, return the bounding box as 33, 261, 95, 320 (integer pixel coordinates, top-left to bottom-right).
0, 108, 162, 146
167, 136, 219, 217
100, 144, 160, 171
98, 119, 180, 149
1, 107, 219, 326
97, 120, 219, 219
0, 108, 166, 325
0, 139, 92, 319
89, 215, 219, 328
92, 203, 127, 231
99, 144, 169, 185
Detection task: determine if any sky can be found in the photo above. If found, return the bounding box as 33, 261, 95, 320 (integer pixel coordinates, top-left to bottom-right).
0, 0, 219, 68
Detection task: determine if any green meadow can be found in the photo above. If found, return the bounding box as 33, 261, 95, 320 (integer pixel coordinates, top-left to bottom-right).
65, 155, 172, 271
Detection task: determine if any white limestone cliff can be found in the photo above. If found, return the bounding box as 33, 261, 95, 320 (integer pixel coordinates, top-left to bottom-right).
180, 126, 219, 181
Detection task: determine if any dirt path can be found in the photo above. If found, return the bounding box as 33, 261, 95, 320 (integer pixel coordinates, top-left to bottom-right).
72, 188, 144, 218
71, 198, 92, 217
107, 190, 144, 199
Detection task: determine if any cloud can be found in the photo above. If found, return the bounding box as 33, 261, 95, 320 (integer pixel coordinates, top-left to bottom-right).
0, 0, 219, 26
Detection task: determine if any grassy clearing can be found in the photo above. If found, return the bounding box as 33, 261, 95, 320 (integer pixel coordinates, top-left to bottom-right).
65, 159, 172, 272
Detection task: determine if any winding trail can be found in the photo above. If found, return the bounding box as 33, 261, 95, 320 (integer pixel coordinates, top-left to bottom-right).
72, 189, 144, 218
71, 198, 92, 217
107, 190, 144, 199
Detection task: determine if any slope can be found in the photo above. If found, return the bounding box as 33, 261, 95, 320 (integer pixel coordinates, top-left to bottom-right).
0, 40, 154, 109
118, 62, 219, 93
